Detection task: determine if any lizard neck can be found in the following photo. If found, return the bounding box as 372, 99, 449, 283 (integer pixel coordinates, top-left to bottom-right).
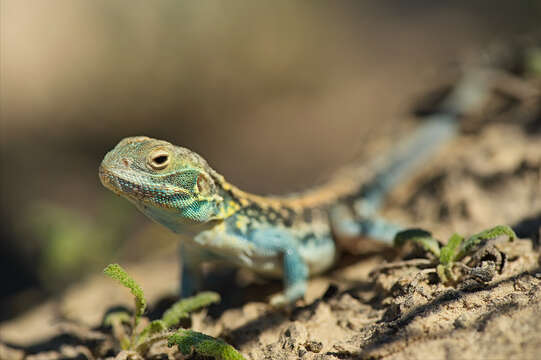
209, 170, 322, 228
209, 171, 247, 219
208, 169, 333, 238
208, 167, 354, 215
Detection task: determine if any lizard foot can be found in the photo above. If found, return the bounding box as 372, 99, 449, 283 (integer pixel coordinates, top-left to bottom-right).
269, 282, 306, 308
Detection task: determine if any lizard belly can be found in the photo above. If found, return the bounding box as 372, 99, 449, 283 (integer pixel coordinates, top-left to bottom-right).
193, 215, 337, 278
299, 237, 336, 275
193, 225, 283, 276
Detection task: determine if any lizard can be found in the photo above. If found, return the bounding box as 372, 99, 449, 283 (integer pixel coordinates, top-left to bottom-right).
99, 71, 491, 306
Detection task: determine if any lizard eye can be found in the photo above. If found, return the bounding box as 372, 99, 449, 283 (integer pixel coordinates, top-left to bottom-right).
147, 149, 170, 170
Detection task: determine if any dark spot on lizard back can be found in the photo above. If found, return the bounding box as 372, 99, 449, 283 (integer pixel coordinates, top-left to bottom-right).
302, 208, 313, 223
280, 206, 296, 227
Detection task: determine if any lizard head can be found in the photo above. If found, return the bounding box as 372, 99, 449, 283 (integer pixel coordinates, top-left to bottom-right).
99, 136, 224, 230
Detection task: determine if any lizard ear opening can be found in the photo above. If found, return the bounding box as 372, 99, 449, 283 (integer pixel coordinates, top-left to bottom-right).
196, 173, 213, 196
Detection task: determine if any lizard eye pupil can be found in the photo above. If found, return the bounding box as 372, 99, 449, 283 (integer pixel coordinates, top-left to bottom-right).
153, 155, 168, 164
148, 150, 170, 170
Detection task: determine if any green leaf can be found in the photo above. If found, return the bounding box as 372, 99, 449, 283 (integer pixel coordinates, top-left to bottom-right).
103, 311, 132, 327
137, 320, 166, 343
526, 47, 541, 76
134, 320, 167, 352
162, 291, 221, 328
394, 228, 441, 257
103, 264, 147, 319
457, 225, 516, 260
168, 329, 245, 360
439, 233, 464, 266
103, 311, 133, 350
436, 264, 448, 283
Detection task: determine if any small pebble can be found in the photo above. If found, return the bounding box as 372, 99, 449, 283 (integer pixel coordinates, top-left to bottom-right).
304, 340, 323, 353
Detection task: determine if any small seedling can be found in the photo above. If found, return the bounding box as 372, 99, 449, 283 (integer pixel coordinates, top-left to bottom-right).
103, 264, 245, 360
168, 329, 246, 360
394, 225, 516, 283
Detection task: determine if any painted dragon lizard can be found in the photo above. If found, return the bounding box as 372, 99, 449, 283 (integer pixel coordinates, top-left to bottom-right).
99, 71, 491, 306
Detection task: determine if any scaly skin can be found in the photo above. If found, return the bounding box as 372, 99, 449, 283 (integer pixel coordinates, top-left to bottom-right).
99, 71, 494, 306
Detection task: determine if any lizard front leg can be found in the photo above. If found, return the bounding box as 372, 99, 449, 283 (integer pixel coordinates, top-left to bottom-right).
179, 242, 213, 298
271, 247, 308, 307
251, 229, 308, 307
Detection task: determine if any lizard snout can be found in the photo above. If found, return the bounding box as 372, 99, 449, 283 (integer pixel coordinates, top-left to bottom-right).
98, 164, 119, 193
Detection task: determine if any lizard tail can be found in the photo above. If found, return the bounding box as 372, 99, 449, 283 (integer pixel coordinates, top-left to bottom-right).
351, 70, 492, 217
354, 114, 458, 217
323, 70, 494, 243
241, 70, 491, 217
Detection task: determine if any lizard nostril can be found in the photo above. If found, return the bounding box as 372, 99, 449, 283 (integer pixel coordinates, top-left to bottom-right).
122, 158, 130, 167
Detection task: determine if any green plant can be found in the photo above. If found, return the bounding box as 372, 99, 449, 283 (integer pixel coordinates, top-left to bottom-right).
103, 264, 244, 360
394, 225, 516, 283
168, 330, 246, 360
526, 46, 541, 76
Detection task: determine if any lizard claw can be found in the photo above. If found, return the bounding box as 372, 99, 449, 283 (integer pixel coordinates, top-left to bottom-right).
269, 282, 306, 308
269, 293, 288, 308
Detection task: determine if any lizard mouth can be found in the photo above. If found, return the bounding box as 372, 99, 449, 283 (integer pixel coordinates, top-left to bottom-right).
98, 165, 117, 192
99, 164, 193, 208
99, 165, 146, 201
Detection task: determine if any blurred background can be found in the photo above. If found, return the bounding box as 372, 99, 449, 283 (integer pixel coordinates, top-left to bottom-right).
1, 1, 540, 322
